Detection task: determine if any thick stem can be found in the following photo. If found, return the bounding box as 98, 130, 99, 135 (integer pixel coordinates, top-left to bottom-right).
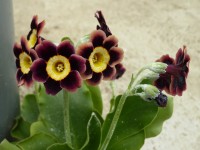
63, 90, 72, 147
99, 90, 129, 150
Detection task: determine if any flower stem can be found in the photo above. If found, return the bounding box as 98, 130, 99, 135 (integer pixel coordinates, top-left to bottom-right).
63, 90, 72, 147
99, 69, 146, 150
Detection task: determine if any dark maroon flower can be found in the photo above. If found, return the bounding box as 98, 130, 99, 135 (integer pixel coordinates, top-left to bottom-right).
112, 63, 126, 80
13, 36, 38, 87
31, 40, 86, 95
77, 30, 124, 86
27, 15, 45, 49
154, 46, 190, 96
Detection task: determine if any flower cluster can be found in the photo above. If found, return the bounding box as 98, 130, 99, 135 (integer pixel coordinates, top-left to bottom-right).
13, 12, 126, 95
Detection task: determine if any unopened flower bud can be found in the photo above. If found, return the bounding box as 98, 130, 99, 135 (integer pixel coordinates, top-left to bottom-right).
147, 62, 167, 74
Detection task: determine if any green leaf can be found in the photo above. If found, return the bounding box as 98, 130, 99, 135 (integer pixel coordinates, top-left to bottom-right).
61, 37, 74, 45
0, 139, 21, 150
81, 113, 102, 150
109, 131, 145, 150
33, 84, 94, 149
85, 83, 103, 115
21, 94, 39, 123
33, 89, 66, 142
11, 117, 31, 140
144, 96, 173, 138
76, 34, 90, 47
47, 143, 72, 150
17, 133, 57, 150
101, 95, 158, 149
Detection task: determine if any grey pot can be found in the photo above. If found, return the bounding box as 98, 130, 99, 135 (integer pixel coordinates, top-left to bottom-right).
0, 0, 19, 141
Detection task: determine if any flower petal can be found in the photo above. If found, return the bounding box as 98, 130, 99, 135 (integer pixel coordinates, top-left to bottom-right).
31, 58, 48, 82
170, 74, 186, 96
103, 35, 118, 50
21, 36, 30, 54
81, 60, 93, 79
23, 72, 33, 87
156, 54, 175, 65
76, 42, 93, 59
13, 43, 22, 58
69, 54, 86, 73
103, 65, 116, 80
60, 70, 82, 92
37, 20, 45, 35
90, 30, 106, 47
16, 69, 24, 85
154, 74, 171, 94
35, 40, 57, 61
86, 72, 103, 86
31, 15, 38, 29
16, 59, 20, 68
109, 47, 124, 67
44, 78, 61, 95
29, 49, 38, 61
57, 40, 75, 58
112, 63, 126, 79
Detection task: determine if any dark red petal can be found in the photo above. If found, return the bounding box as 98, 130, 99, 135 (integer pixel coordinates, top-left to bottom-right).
35, 40, 57, 61
154, 74, 171, 94
31, 15, 38, 29
76, 42, 93, 59
60, 70, 82, 92
184, 54, 190, 77
112, 63, 126, 79
170, 74, 186, 96
86, 72, 103, 86
37, 20, 45, 35
29, 49, 38, 61
156, 54, 175, 65
21, 36, 30, 54
103, 65, 116, 80
23, 72, 34, 88
57, 40, 75, 58
16, 59, 20, 68
69, 54, 86, 73
81, 60, 93, 79
13, 43, 22, 58
16, 69, 24, 86
90, 30, 106, 47
109, 47, 124, 67
44, 78, 61, 95
31, 58, 48, 82
103, 35, 118, 50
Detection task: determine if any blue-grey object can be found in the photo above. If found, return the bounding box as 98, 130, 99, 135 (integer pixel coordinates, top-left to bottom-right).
0, 0, 19, 141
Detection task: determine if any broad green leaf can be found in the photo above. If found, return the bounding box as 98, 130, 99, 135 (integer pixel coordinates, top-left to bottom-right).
85, 83, 103, 115
34, 88, 66, 142
33, 84, 93, 149
21, 94, 39, 123
61, 37, 74, 45
101, 95, 158, 149
0, 139, 21, 150
109, 131, 145, 150
11, 117, 30, 140
144, 96, 173, 138
17, 133, 57, 150
76, 34, 89, 47
81, 113, 102, 150
47, 143, 72, 150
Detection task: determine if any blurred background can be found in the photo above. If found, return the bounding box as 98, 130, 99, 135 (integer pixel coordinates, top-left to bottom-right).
13, 0, 200, 149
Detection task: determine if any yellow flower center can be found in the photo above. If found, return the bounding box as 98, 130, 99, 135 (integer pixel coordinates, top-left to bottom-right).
19, 52, 32, 74
28, 29, 37, 48
46, 55, 71, 81
89, 46, 110, 73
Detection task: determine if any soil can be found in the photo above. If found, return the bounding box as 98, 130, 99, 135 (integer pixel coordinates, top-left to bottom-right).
13, 0, 200, 149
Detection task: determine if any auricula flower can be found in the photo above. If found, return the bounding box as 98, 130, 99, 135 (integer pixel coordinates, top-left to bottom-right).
13, 36, 38, 87
154, 46, 190, 96
31, 40, 86, 95
77, 30, 124, 85
27, 15, 45, 49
